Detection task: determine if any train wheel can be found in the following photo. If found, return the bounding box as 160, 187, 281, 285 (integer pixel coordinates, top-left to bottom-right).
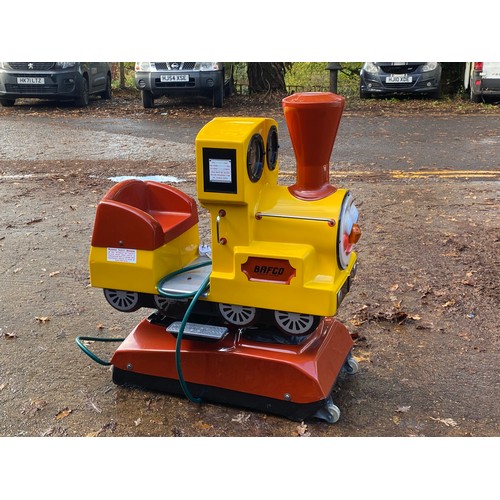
154, 295, 172, 313
218, 303, 258, 327
273, 311, 319, 336
103, 289, 141, 312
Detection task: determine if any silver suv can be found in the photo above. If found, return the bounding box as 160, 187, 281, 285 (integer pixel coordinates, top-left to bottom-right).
134, 62, 233, 109
0, 62, 112, 107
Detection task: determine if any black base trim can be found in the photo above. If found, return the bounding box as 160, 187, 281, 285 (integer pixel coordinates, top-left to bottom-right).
112, 367, 328, 422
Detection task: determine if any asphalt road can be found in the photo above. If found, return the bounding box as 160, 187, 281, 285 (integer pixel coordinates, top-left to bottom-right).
2, 112, 500, 173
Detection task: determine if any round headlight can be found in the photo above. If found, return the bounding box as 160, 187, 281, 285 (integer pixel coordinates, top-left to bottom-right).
266, 126, 279, 170
247, 134, 265, 182
337, 192, 360, 269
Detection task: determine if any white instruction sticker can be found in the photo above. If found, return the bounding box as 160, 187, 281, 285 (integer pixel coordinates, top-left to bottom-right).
209, 158, 232, 183
107, 247, 137, 264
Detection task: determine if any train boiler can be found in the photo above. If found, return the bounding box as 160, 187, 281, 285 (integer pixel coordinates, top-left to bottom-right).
81, 92, 361, 423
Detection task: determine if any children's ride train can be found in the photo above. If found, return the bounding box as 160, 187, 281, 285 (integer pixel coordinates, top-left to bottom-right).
85, 92, 361, 423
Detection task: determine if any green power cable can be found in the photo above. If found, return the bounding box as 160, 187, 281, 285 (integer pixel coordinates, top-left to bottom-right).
172, 273, 211, 404
75, 336, 125, 366
157, 260, 212, 299
157, 260, 212, 404
76, 260, 212, 404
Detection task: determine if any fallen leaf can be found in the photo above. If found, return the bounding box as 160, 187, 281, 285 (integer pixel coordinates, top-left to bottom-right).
296, 422, 311, 437
430, 417, 458, 427
4, 332, 17, 339
416, 322, 434, 330
134, 418, 142, 426
55, 407, 72, 420
231, 413, 251, 423
49, 271, 60, 277
193, 420, 213, 430
35, 316, 51, 323
442, 300, 455, 308
389, 284, 399, 291
392, 415, 400, 424
396, 405, 411, 413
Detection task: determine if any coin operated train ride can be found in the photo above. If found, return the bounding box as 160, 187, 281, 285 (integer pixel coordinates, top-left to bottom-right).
79, 92, 361, 423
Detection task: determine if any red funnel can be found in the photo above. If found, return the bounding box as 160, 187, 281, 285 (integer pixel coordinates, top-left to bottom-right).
282, 92, 345, 200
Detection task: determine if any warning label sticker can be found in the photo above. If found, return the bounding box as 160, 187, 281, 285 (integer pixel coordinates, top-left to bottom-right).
107, 248, 137, 264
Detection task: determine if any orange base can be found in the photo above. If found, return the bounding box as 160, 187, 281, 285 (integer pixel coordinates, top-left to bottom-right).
111, 315, 354, 421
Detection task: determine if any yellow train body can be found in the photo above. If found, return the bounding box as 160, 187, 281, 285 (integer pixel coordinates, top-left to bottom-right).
195, 116, 356, 317
89, 92, 360, 324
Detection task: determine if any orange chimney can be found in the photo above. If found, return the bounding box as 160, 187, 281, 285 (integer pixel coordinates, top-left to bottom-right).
282, 92, 345, 200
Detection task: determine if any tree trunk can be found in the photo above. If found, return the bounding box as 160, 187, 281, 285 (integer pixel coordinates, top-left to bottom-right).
247, 62, 288, 94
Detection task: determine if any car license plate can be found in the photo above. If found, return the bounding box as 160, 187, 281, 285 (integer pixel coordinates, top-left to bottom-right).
17, 77, 45, 84
386, 74, 412, 83
160, 74, 189, 82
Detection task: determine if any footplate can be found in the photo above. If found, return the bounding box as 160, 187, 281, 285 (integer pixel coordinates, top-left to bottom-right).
167, 321, 228, 342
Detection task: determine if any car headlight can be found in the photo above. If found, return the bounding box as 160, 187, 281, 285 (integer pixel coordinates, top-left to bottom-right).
421, 62, 438, 72
194, 62, 220, 71
135, 62, 152, 71
55, 62, 77, 69
362, 62, 379, 74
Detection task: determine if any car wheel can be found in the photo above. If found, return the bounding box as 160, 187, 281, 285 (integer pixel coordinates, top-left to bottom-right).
0, 98, 15, 107
101, 74, 112, 100
213, 82, 224, 108
75, 77, 89, 107
429, 86, 442, 99
142, 90, 154, 108
470, 89, 481, 103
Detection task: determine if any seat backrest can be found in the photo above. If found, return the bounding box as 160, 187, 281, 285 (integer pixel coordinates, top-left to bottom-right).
103, 179, 149, 212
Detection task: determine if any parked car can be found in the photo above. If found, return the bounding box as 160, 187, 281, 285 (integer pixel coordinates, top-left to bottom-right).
359, 62, 442, 99
0, 62, 112, 107
464, 62, 500, 102
134, 62, 234, 109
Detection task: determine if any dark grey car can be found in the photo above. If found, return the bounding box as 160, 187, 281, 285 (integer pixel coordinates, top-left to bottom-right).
0, 62, 112, 107
359, 62, 442, 99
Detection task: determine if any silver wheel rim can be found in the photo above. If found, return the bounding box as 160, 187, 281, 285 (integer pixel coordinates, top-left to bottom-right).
154, 295, 171, 312
218, 303, 257, 326
274, 311, 316, 335
104, 289, 140, 312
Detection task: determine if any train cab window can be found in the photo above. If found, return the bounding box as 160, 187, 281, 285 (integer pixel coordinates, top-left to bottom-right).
247, 134, 265, 182
266, 126, 279, 170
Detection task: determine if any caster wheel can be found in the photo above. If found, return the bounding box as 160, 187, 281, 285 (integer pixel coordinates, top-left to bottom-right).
343, 353, 360, 374
313, 396, 341, 423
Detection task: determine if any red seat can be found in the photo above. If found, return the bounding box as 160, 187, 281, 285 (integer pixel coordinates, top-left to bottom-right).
91, 179, 198, 251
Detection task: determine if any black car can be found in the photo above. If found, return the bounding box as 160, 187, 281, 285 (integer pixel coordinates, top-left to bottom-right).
359, 62, 442, 99
0, 62, 112, 107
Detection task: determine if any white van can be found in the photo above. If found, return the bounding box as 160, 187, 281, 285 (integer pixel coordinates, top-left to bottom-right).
464, 62, 500, 102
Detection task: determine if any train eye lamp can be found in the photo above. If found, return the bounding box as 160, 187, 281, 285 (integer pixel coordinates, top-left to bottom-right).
247, 134, 265, 182
266, 126, 279, 170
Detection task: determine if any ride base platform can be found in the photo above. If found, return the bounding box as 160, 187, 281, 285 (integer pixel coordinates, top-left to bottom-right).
111, 314, 354, 422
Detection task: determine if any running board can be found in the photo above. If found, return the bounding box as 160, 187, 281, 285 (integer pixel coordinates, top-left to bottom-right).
167, 321, 228, 342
